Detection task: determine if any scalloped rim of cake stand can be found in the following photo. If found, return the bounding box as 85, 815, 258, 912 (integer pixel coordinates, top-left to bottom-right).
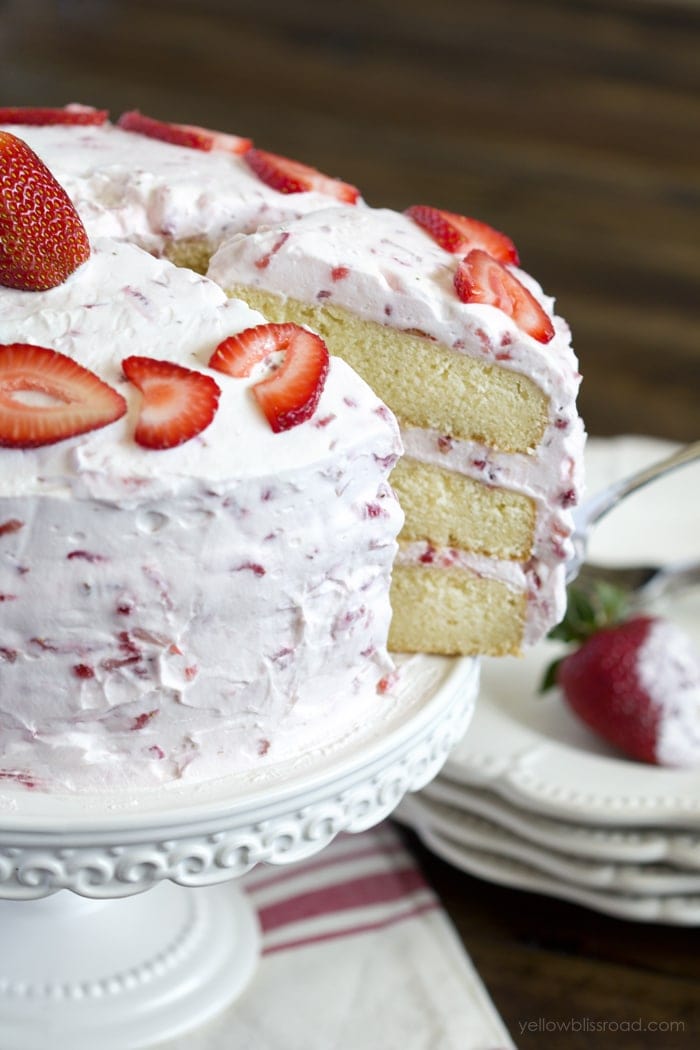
0, 655, 479, 898
0, 655, 478, 1050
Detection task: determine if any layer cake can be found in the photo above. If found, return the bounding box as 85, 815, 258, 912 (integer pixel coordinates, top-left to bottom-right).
0, 232, 402, 790
208, 205, 585, 655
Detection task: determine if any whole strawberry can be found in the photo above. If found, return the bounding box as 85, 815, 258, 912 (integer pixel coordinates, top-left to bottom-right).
0, 130, 90, 291
543, 585, 700, 767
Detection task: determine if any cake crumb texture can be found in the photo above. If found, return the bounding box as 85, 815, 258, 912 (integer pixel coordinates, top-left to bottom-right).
226, 286, 550, 453
390, 457, 536, 561
389, 564, 526, 657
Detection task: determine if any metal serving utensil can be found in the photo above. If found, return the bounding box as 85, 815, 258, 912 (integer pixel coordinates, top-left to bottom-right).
567, 439, 700, 602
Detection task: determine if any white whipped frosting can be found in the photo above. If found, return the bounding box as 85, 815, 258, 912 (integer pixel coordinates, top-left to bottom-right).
0, 121, 358, 255
0, 239, 403, 791
0, 239, 389, 495
637, 619, 700, 768
208, 205, 581, 402
207, 205, 586, 645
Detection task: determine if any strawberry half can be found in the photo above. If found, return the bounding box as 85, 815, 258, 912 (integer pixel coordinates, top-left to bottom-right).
122, 356, 221, 449
0, 130, 91, 291
117, 110, 251, 155
244, 148, 360, 204
454, 249, 555, 344
0, 343, 126, 447
0, 104, 108, 126
209, 323, 330, 433
405, 204, 519, 264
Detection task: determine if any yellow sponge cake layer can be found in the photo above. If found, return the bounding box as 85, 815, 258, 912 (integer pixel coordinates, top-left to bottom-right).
226, 285, 549, 453
164, 237, 214, 275
389, 563, 526, 657
390, 458, 535, 560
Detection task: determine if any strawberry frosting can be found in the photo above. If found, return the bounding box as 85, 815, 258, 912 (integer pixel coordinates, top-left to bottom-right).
207, 205, 586, 644
0, 121, 359, 256
636, 619, 700, 767
0, 240, 403, 791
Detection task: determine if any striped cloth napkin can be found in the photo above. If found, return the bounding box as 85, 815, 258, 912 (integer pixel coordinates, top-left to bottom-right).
161, 821, 513, 1050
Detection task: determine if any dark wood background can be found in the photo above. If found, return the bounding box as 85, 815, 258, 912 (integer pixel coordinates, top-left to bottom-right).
1, 1, 699, 1046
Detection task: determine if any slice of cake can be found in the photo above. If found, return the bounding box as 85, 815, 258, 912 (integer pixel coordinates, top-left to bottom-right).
0, 211, 402, 789
208, 205, 585, 656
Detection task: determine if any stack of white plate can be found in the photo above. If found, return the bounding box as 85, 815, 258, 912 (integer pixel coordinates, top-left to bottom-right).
396, 436, 700, 924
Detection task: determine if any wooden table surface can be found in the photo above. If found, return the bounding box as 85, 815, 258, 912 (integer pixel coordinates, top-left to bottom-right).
2, 1, 699, 1046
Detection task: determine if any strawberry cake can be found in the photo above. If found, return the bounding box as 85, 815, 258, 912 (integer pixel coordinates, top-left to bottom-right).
0, 104, 585, 671
209, 206, 585, 656
0, 125, 403, 791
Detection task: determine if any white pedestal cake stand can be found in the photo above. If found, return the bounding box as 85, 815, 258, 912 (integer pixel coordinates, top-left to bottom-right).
0, 654, 478, 1050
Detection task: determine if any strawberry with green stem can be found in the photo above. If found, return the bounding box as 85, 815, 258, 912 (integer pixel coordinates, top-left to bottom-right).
542, 582, 700, 766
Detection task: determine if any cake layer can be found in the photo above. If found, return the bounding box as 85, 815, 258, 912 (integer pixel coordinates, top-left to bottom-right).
390, 457, 536, 561
207, 206, 579, 410
220, 287, 549, 453
207, 205, 585, 655
0, 239, 403, 790
389, 562, 526, 657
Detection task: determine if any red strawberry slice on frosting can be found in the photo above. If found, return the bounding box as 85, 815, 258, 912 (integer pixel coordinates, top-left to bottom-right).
209, 323, 330, 433
0, 343, 126, 447
405, 204, 519, 264
117, 110, 252, 154
454, 248, 555, 344
0, 104, 108, 126
244, 148, 360, 203
122, 356, 221, 449
0, 130, 91, 291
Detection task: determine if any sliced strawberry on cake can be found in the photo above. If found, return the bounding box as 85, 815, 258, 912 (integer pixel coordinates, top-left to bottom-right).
244, 148, 360, 203
0, 104, 108, 125
122, 356, 221, 449
0, 130, 91, 291
454, 248, 555, 344
0, 343, 126, 447
406, 205, 519, 264
209, 322, 330, 432
117, 110, 252, 154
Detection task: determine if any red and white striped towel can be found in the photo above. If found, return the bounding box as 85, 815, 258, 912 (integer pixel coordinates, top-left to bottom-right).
161, 821, 514, 1050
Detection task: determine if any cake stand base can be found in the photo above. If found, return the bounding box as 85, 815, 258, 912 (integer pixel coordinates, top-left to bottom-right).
0, 654, 478, 1049
0, 881, 260, 1050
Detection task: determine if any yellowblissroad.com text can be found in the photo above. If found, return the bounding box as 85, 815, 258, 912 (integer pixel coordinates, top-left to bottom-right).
518, 1017, 685, 1036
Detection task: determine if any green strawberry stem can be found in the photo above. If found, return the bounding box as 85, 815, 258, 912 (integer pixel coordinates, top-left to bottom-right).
540, 580, 631, 694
